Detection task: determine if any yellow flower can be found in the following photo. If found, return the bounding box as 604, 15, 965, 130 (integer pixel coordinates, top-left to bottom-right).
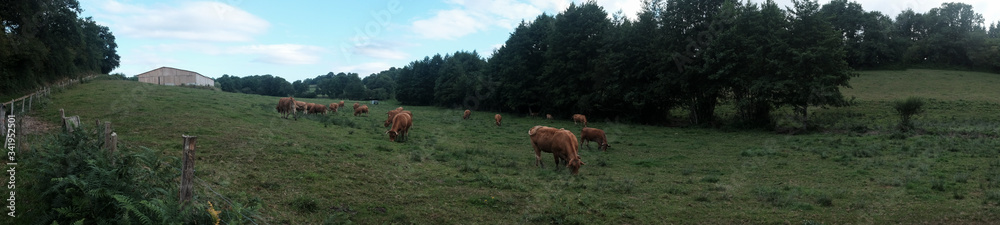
207, 201, 221, 225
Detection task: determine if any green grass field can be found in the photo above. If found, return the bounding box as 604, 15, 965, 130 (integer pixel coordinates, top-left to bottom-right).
21, 69, 1000, 224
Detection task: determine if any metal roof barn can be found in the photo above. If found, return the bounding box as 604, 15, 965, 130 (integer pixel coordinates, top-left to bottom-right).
136, 67, 215, 86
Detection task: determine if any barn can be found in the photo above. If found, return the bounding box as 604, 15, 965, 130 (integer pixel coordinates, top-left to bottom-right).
136, 67, 215, 86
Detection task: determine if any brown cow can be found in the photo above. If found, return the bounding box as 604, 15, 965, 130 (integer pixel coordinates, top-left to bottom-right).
276, 97, 297, 120
385, 113, 412, 142
295, 101, 308, 112
572, 114, 588, 127
308, 103, 326, 115
546, 114, 553, 120
528, 126, 584, 174
384, 109, 411, 127
463, 110, 471, 120
328, 103, 339, 113
495, 114, 502, 127
353, 102, 360, 110
354, 104, 369, 116
338, 101, 345, 107
581, 127, 610, 151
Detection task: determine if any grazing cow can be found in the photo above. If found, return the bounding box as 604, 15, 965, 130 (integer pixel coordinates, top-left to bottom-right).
353, 102, 360, 110
581, 127, 610, 151
328, 103, 339, 113
385, 113, 412, 142
276, 97, 297, 120
354, 104, 370, 116
338, 101, 345, 107
308, 103, 327, 115
384, 109, 411, 127
463, 110, 471, 120
546, 114, 553, 120
572, 114, 588, 127
295, 101, 308, 112
495, 114, 502, 127
529, 108, 539, 117
528, 126, 584, 174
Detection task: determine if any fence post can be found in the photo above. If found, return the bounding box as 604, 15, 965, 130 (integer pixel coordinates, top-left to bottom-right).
95, 119, 101, 134
109, 132, 117, 166
20, 98, 24, 113
179, 135, 197, 208
28, 95, 32, 112
103, 122, 112, 149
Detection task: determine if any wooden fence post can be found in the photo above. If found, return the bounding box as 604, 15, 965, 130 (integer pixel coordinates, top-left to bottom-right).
28, 94, 32, 111
94, 119, 101, 134
179, 135, 197, 208
102, 122, 112, 149
20, 98, 24, 113
109, 132, 117, 166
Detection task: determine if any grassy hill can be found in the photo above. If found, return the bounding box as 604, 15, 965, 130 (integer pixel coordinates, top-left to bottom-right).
22, 69, 1000, 224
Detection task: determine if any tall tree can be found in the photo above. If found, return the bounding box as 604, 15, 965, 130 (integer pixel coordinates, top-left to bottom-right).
490, 14, 554, 112
780, 0, 856, 128
542, 2, 610, 116
435, 51, 487, 108
660, 0, 729, 124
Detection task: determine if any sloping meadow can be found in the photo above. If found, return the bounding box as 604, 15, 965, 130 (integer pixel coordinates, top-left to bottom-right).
23, 70, 1000, 224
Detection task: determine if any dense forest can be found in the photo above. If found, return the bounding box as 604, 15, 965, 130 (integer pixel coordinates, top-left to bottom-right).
0, 0, 121, 96
215, 0, 1000, 126
388, 0, 1000, 125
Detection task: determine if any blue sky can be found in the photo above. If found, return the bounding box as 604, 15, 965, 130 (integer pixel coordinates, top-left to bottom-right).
79, 0, 997, 82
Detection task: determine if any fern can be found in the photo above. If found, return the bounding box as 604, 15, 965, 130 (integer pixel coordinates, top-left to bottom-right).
20, 122, 252, 225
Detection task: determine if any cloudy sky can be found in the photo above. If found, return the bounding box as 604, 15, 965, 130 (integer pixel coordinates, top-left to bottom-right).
79, 0, 998, 82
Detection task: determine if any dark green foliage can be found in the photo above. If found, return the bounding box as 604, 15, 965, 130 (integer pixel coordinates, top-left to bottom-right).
434, 51, 488, 107
17, 125, 261, 224
371, 0, 1000, 127
894, 97, 925, 130
20, 129, 181, 224
0, 0, 120, 97
216, 74, 295, 97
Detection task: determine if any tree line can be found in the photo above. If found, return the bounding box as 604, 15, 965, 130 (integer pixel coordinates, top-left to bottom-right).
216, 70, 398, 100
0, 0, 120, 97
384, 0, 1000, 126
216, 0, 998, 127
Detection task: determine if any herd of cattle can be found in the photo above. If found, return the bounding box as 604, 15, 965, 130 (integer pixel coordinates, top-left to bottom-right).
275, 97, 611, 174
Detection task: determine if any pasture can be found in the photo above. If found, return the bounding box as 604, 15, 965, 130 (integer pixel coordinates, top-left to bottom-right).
22, 69, 1000, 224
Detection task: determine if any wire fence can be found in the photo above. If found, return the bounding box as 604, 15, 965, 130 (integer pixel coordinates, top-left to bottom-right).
2, 75, 98, 138
1, 75, 271, 224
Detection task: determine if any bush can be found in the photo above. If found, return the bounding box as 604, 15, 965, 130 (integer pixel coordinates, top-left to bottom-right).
18, 127, 256, 224
893, 97, 925, 131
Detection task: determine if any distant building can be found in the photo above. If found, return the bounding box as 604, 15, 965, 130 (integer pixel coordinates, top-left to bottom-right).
136, 67, 215, 86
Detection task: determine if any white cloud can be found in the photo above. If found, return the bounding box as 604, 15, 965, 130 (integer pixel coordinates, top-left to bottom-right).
412, 9, 488, 40
227, 44, 326, 65
410, 0, 647, 40
334, 62, 393, 76
95, 0, 269, 42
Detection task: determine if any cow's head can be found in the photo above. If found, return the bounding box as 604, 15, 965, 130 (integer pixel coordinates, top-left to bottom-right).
386, 130, 399, 142
600, 143, 610, 151
568, 155, 584, 175
383, 119, 392, 127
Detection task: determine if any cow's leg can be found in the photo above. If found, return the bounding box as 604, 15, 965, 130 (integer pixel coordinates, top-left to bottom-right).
534, 148, 544, 168
553, 154, 562, 171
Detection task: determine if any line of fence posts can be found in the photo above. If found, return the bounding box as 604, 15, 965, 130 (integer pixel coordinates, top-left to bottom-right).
3, 76, 206, 216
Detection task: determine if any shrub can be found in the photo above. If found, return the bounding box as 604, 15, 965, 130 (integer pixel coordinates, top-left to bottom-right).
19, 126, 257, 224
893, 97, 925, 131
